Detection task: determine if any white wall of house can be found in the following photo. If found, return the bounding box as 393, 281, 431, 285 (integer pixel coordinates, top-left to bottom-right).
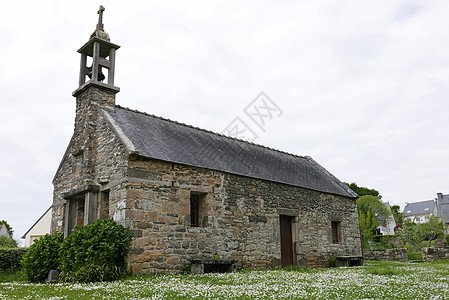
0, 224, 10, 238
23, 208, 52, 247
405, 213, 432, 224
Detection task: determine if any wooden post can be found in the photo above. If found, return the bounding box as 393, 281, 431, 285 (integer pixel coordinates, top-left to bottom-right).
79, 52, 87, 86
108, 48, 116, 85
92, 41, 100, 81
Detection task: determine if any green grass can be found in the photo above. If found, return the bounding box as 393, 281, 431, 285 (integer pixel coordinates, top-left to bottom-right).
0, 270, 26, 283
1, 260, 449, 299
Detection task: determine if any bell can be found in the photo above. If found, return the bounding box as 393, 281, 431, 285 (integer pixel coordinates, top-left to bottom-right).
86, 65, 106, 82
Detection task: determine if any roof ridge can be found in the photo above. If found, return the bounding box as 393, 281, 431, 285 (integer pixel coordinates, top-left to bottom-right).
406, 199, 435, 204
115, 104, 307, 160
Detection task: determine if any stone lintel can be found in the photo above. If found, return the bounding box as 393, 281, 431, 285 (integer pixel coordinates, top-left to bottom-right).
72, 80, 120, 97
62, 184, 100, 199
173, 183, 213, 193
276, 208, 299, 217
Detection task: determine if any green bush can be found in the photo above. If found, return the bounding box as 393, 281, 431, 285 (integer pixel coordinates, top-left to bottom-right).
21, 232, 63, 282
0, 248, 28, 270
59, 219, 132, 282
329, 255, 337, 267
407, 250, 422, 261
0, 236, 18, 248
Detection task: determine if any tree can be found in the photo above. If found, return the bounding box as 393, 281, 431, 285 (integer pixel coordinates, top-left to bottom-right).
357, 195, 390, 225
358, 210, 377, 245
0, 236, 18, 248
397, 217, 444, 251
344, 182, 382, 199
396, 221, 425, 251
390, 205, 403, 225
356, 195, 390, 247
421, 216, 444, 247
0, 220, 13, 237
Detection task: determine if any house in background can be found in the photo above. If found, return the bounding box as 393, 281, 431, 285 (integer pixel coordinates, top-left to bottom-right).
22, 207, 52, 247
403, 193, 449, 232
377, 202, 396, 235
436, 193, 449, 233
0, 224, 11, 238
403, 199, 436, 224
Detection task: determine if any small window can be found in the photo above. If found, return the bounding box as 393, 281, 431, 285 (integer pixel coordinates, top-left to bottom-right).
424, 208, 430, 211
406, 210, 411, 214
190, 193, 206, 227
331, 221, 341, 243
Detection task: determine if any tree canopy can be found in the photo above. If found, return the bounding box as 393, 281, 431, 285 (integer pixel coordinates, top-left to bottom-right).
357, 195, 389, 224
390, 205, 403, 225
356, 195, 390, 245
397, 216, 444, 251
344, 182, 382, 199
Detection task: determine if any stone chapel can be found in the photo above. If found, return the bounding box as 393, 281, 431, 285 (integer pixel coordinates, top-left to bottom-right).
50, 7, 363, 273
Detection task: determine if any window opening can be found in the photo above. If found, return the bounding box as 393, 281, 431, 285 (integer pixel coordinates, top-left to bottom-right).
190, 193, 201, 227
331, 221, 341, 243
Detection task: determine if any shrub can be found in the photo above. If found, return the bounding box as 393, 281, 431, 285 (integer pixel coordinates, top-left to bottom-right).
0, 248, 28, 270
21, 232, 63, 282
329, 255, 337, 267
0, 236, 18, 248
407, 250, 422, 261
59, 219, 133, 282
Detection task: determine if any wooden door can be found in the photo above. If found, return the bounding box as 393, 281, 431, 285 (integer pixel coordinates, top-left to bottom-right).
280, 215, 293, 268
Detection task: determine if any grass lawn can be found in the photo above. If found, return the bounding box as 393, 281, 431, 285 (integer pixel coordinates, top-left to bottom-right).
1, 260, 448, 299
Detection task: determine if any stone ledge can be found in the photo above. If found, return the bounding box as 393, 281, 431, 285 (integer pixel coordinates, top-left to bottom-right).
335, 256, 364, 267
72, 80, 120, 97
190, 259, 239, 274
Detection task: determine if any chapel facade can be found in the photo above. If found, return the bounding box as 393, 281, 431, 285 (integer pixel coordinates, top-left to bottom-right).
51, 7, 363, 273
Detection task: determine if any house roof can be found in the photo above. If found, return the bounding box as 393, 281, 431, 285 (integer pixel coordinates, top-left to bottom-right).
403, 200, 435, 217
437, 193, 449, 223
438, 193, 449, 204
103, 106, 356, 198
21, 206, 52, 239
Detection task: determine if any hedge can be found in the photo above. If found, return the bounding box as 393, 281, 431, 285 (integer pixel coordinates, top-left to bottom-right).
21, 232, 64, 282
0, 248, 28, 270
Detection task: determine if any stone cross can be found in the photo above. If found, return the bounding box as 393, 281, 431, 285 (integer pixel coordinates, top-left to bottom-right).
97, 5, 105, 31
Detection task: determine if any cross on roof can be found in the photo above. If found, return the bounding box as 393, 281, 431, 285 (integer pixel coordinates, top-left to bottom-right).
97, 5, 105, 31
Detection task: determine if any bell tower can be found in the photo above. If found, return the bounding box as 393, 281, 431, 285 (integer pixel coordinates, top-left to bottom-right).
72, 5, 120, 104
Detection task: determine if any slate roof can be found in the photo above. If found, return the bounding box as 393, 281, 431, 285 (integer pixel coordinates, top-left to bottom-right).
438, 193, 449, 204
104, 106, 356, 198
403, 200, 435, 217
437, 193, 449, 223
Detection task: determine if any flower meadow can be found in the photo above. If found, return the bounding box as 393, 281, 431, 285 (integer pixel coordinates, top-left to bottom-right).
1, 260, 448, 299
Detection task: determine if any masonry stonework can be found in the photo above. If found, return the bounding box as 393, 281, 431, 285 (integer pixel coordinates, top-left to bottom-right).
364, 248, 408, 262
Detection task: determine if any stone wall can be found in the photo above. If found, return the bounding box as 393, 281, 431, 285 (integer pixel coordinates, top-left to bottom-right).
124, 156, 362, 272
422, 247, 449, 261
364, 248, 408, 261
51, 84, 127, 233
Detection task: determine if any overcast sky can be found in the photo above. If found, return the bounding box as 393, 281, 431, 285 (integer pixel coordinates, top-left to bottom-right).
1, 0, 448, 241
